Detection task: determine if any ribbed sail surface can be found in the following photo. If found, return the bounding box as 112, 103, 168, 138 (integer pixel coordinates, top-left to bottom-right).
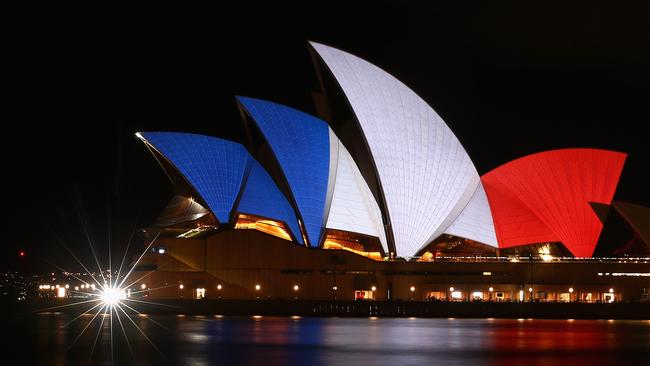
237, 160, 304, 244
238, 96, 330, 246
482, 148, 627, 257
140, 132, 249, 223
311, 42, 491, 256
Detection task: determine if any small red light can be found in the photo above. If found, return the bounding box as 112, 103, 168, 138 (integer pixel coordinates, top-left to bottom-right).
19, 251, 25, 257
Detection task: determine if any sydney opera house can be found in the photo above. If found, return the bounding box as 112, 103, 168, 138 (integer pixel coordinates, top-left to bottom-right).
132, 42, 649, 303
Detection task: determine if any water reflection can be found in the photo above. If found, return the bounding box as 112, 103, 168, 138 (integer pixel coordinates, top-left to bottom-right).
9, 314, 650, 365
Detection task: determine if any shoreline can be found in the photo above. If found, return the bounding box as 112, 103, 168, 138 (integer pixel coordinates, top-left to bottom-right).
12, 299, 650, 320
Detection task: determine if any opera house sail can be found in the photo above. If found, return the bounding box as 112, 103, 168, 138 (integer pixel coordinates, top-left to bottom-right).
309, 42, 497, 257
126, 41, 648, 303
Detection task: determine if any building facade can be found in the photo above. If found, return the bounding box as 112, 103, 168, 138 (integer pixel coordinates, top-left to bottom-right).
131, 42, 649, 301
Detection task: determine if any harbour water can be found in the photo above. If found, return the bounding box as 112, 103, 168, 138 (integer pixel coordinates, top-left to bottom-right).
9, 313, 650, 365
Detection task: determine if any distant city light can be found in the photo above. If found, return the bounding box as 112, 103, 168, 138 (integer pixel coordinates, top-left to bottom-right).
57, 287, 66, 298
371, 286, 377, 291
451, 291, 463, 299
141, 284, 146, 290
569, 287, 574, 293
489, 287, 494, 292
528, 287, 533, 292
293, 285, 299, 291
609, 288, 614, 293
255, 284, 261, 291
65, 284, 70, 289
332, 286, 338, 291
449, 287, 455, 292
19, 250, 25, 257
217, 284, 222, 290
75, 286, 79, 291
179, 284, 184, 290
410, 286, 415, 292
158, 248, 166, 254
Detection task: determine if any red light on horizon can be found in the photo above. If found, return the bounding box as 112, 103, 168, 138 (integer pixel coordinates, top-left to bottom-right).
19, 250, 25, 257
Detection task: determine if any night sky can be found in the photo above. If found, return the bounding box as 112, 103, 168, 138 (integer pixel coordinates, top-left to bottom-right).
4, 3, 648, 272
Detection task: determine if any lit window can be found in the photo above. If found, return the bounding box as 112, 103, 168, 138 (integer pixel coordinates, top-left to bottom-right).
235, 214, 292, 241
322, 237, 383, 261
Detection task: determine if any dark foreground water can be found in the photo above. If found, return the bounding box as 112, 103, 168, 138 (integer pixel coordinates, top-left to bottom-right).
7, 312, 650, 365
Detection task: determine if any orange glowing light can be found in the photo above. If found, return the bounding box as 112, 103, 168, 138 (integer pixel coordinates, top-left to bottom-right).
235, 214, 292, 241
322, 240, 382, 261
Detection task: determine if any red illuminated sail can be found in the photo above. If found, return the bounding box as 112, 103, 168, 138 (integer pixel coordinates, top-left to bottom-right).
482, 149, 626, 257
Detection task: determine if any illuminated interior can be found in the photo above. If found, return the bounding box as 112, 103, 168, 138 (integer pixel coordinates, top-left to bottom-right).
235, 214, 293, 241
323, 240, 383, 261
415, 235, 497, 261
354, 290, 374, 300
499, 242, 571, 259
417, 251, 435, 262
321, 229, 383, 261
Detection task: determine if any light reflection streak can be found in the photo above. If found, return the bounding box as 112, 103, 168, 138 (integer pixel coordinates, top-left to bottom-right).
66, 304, 106, 351
118, 301, 170, 331
115, 303, 169, 363
88, 306, 108, 364
75, 197, 108, 286
114, 305, 137, 364
117, 232, 160, 289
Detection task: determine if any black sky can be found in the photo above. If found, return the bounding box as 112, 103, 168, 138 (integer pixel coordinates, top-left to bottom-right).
4, 2, 649, 272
